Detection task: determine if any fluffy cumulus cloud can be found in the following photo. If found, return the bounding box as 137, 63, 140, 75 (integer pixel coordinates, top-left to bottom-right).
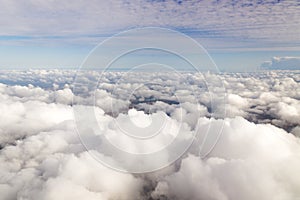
0, 69, 300, 200
152, 117, 300, 200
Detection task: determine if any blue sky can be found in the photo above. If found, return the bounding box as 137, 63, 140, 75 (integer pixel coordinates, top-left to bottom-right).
0, 0, 299, 71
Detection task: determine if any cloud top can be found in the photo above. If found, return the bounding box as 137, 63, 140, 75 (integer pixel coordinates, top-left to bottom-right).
0, 69, 300, 199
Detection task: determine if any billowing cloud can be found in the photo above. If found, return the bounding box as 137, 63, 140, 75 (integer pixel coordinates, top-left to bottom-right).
152, 117, 300, 200
0, 69, 300, 199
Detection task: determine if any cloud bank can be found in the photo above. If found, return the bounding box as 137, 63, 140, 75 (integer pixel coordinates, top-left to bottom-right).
0, 70, 300, 199
261, 57, 300, 70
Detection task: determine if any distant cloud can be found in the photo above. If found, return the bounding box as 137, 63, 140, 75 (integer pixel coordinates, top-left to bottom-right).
0, 0, 299, 50
261, 57, 300, 70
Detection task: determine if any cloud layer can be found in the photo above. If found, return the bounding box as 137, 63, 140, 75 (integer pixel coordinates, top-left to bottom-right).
0, 69, 300, 199
0, 0, 299, 49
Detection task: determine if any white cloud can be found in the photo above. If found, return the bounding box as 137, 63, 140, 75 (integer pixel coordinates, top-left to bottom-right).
153, 117, 300, 200
261, 57, 300, 70
270, 101, 300, 125
54, 88, 73, 105
0, 0, 299, 49
292, 126, 300, 137
0, 69, 300, 199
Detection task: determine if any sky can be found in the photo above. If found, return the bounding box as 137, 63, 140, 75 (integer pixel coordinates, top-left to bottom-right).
0, 0, 299, 71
